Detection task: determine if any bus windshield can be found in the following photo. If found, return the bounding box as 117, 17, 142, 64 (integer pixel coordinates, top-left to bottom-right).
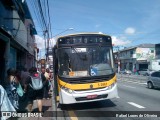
58, 46, 114, 78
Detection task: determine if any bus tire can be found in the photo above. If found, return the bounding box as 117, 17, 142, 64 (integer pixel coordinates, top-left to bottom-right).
147, 82, 154, 89
60, 104, 66, 110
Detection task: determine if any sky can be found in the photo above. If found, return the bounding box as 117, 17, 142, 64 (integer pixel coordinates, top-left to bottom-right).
28, 0, 160, 58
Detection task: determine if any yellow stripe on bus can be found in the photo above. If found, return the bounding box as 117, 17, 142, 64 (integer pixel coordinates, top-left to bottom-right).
57, 75, 116, 90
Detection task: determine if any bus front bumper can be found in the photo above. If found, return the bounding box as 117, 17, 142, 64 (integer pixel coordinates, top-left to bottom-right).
59, 83, 118, 104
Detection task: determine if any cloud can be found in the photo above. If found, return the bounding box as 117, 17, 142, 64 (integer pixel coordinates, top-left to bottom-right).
35, 35, 45, 49
35, 35, 57, 49
124, 27, 136, 35
112, 36, 131, 46
50, 38, 57, 47
112, 27, 135, 46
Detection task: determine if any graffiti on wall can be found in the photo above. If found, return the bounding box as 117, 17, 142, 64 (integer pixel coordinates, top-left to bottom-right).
136, 48, 155, 61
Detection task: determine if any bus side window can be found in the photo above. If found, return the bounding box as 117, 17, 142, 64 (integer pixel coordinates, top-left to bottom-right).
84, 38, 88, 43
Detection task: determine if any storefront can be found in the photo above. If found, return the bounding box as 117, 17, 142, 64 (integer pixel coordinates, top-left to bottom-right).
136, 60, 149, 70
0, 29, 10, 86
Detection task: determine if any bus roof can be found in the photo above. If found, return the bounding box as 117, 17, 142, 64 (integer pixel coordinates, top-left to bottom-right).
56, 32, 110, 39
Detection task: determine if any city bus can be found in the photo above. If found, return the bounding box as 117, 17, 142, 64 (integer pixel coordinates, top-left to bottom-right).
53, 33, 118, 104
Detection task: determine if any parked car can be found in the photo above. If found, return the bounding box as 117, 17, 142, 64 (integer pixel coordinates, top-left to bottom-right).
119, 69, 132, 75
119, 70, 125, 74
125, 70, 132, 75
138, 69, 154, 76
147, 71, 160, 89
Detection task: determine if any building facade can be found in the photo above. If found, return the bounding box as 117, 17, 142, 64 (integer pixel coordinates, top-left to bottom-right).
114, 44, 155, 72
0, 0, 37, 85
155, 43, 160, 59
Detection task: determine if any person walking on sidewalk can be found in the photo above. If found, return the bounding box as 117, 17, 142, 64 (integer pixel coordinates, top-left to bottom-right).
24, 67, 46, 112
19, 67, 29, 102
20, 67, 29, 89
41, 68, 50, 99
5, 68, 19, 110
45, 68, 52, 96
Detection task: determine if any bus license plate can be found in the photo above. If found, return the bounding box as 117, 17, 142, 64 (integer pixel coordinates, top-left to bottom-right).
87, 94, 98, 99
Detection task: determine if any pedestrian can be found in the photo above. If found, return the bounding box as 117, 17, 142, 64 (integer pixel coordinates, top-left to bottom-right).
19, 67, 29, 101
46, 68, 51, 79
41, 68, 50, 99
134, 68, 137, 75
46, 68, 52, 96
0, 85, 16, 120
15, 68, 21, 83
5, 68, 19, 110
24, 67, 45, 113
20, 67, 29, 89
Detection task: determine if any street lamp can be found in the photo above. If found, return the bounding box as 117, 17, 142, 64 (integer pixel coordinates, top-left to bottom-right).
53, 28, 74, 37
50, 28, 74, 47
46, 28, 74, 62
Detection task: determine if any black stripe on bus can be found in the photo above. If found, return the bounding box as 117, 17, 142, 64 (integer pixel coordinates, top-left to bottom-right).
58, 73, 115, 84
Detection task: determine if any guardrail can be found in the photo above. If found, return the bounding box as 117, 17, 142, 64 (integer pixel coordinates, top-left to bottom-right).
116, 73, 148, 82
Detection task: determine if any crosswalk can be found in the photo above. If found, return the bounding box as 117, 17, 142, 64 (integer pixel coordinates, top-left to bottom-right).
117, 78, 147, 85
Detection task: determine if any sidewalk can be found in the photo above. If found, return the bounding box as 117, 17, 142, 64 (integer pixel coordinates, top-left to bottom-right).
17, 80, 56, 120
17, 98, 55, 120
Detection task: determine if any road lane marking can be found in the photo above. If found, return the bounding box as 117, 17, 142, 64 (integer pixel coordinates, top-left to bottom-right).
128, 102, 145, 109
125, 80, 147, 85
122, 85, 136, 89
68, 111, 78, 120
119, 79, 147, 85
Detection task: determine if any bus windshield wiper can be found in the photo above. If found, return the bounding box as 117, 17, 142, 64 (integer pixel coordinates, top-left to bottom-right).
72, 48, 87, 60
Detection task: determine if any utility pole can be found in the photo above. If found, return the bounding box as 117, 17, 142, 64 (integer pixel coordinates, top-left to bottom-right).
42, 30, 47, 68
117, 46, 121, 73
47, 30, 50, 62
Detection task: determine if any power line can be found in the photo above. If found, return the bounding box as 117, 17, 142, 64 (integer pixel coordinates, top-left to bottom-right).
28, 0, 46, 32
37, 0, 48, 30
47, 0, 52, 38
27, 0, 53, 60
28, 0, 44, 31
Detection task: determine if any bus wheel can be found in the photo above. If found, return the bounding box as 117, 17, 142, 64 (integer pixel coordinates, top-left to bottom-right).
147, 82, 153, 89
60, 104, 66, 110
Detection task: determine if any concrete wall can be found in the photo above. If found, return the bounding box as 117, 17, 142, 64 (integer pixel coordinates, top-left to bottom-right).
12, 10, 34, 56
117, 46, 156, 71
0, 1, 36, 71
0, 2, 13, 31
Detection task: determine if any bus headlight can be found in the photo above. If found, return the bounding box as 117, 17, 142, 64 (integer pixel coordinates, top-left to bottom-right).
111, 82, 116, 88
107, 82, 116, 90
61, 86, 73, 94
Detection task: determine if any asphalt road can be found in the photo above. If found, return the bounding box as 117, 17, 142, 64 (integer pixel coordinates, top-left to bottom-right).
57, 76, 160, 120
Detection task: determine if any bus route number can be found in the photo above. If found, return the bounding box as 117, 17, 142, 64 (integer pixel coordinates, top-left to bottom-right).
98, 82, 107, 87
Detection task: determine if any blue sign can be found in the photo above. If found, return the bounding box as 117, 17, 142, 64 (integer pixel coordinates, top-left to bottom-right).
91, 68, 97, 76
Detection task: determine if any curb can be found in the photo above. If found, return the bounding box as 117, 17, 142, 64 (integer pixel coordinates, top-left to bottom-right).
51, 80, 68, 120
51, 80, 57, 120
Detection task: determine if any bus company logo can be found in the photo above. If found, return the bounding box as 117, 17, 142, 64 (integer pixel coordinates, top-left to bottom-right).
2, 112, 11, 117
90, 84, 93, 89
